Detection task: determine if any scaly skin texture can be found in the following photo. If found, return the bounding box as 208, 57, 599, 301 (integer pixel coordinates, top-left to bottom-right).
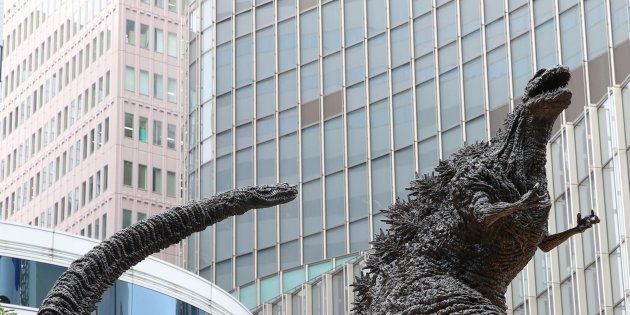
37, 183, 298, 315
353, 66, 600, 314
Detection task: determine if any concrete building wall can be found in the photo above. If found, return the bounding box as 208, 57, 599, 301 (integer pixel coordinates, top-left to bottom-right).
0, 0, 185, 265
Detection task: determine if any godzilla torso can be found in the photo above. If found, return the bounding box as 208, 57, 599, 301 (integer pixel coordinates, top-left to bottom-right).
355, 146, 551, 314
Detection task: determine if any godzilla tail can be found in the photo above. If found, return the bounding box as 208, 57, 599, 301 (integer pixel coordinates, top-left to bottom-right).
37, 184, 298, 315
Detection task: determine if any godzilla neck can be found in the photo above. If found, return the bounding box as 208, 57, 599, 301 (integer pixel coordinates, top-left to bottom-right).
503, 119, 553, 192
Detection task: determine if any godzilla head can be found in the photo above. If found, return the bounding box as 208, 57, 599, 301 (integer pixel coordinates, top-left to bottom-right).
231, 183, 299, 214
495, 65, 572, 191
521, 65, 572, 122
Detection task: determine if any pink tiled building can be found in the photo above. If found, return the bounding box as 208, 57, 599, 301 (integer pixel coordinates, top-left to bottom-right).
0, 0, 184, 264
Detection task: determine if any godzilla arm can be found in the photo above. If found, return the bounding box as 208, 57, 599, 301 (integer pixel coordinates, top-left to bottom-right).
472, 183, 548, 229
37, 184, 298, 315
539, 211, 599, 252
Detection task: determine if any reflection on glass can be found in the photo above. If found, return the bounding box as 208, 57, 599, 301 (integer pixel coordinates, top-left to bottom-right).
0, 257, 209, 315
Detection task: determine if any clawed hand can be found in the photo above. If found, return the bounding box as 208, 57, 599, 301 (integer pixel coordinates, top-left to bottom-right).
520, 182, 550, 208
577, 210, 600, 232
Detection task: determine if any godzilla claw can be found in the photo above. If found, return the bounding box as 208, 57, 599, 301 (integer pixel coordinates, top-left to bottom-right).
576, 210, 600, 232
520, 182, 548, 207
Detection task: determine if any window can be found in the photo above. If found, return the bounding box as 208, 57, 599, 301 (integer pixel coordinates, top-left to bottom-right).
167, 171, 176, 197
97, 123, 103, 148
153, 120, 163, 145
124, 113, 134, 138
167, 32, 177, 56
167, 123, 176, 149
137, 212, 147, 222
104, 118, 110, 142
154, 28, 164, 53
152, 167, 162, 193
139, 117, 148, 142
95, 171, 101, 197
168, 0, 177, 12
138, 164, 147, 189
103, 165, 108, 191
98, 77, 104, 102
140, 24, 149, 49
155, 0, 164, 8
100, 214, 107, 238
90, 129, 95, 153
123, 209, 132, 228
124, 66, 135, 92
125, 20, 135, 45
154, 74, 163, 99
123, 161, 133, 186
139, 70, 149, 95
105, 71, 111, 96
278, 19, 296, 72
167, 77, 177, 102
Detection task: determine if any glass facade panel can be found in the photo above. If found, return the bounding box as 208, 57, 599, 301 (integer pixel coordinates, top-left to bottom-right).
440, 69, 461, 129
257, 247, 277, 277
560, 7, 583, 68
324, 53, 342, 94
464, 58, 484, 119
257, 140, 275, 185
371, 155, 392, 211
349, 164, 369, 220
418, 136, 438, 174
236, 85, 254, 125
235, 35, 253, 87
414, 13, 433, 57
302, 124, 321, 181
279, 70, 297, 110
585, 0, 608, 59
257, 27, 275, 80
322, 1, 341, 55
461, 0, 480, 35
417, 79, 437, 139
437, 2, 456, 46
487, 46, 509, 108
346, 43, 365, 86
257, 78, 275, 118
370, 100, 390, 157
393, 90, 414, 149
345, 0, 363, 45
301, 61, 319, 102
303, 179, 323, 235
350, 218, 369, 252
326, 171, 345, 228
391, 24, 410, 67
324, 117, 344, 174
368, 34, 387, 76
278, 19, 297, 72
300, 10, 318, 62
442, 126, 462, 157
366, 0, 386, 37
535, 20, 558, 69
511, 33, 532, 94
303, 233, 323, 264
216, 43, 232, 94
395, 147, 414, 198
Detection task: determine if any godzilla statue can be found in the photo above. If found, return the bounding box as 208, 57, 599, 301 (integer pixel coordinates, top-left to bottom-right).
353, 65, 600, 314
37, 183, 298, 315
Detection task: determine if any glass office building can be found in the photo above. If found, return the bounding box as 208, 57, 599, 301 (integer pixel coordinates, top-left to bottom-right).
184, 0, 630, 312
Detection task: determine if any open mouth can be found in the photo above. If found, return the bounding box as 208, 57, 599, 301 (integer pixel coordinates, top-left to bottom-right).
522, 66, 572, 120
525, 66, 570, 98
